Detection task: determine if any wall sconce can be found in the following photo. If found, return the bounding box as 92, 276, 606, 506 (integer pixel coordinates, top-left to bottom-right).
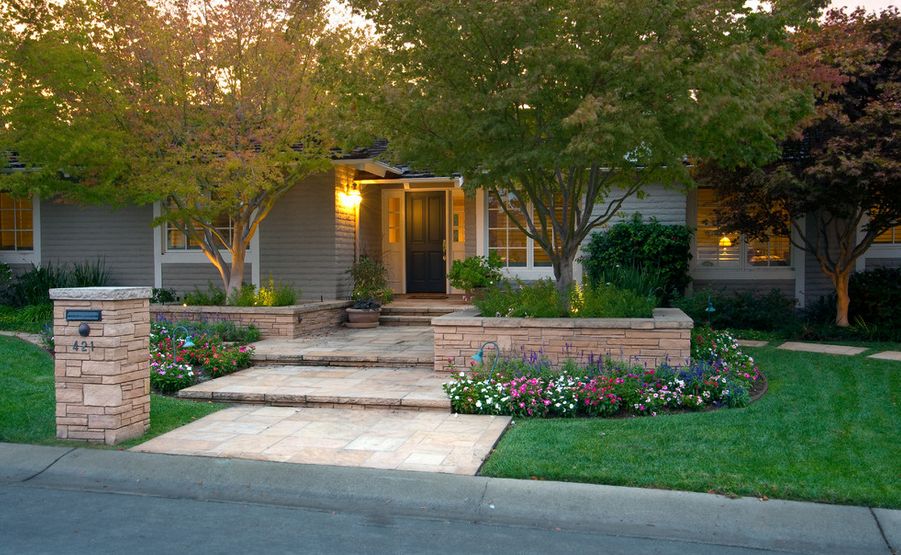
340, 184, 362, 209
718, 235, 732, 248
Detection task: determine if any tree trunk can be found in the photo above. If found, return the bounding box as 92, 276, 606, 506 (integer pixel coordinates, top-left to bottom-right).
832, 269, 852, 327
224, 245, 247, 302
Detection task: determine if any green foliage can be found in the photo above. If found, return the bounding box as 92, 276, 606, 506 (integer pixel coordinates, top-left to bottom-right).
592, 264, 669, 305
674, 289, 797, 331
448, 254, 503, 292
255, 276, 298, 307
582, 214, 692, 302
348, 256, 392, 306
347, 0, 808, 291
183, 283, 227, 306
6, 261, 109, 307
0, 0, 345, 294
151, 288, 178, 304
0, 304, 52, 333
156, 318, 261, 344
848, 267, 901, 332
228, 284, 258, 307
475, 279, 654, 318
69, 259, 112, 288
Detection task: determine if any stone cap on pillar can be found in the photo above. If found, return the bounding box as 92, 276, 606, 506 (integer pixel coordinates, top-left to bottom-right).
49, 287, 153, 301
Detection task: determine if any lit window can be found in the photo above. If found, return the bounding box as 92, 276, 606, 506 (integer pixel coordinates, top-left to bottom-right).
387, 196, 401, 244
0, 193, 33, 251
696, 188, 790, 269
488, 194, 527, 267
874, 225, 900, 244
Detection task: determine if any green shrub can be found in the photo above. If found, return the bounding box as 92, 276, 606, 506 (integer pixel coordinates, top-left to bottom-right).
155, 318, 260, 344
0, 303, 52, 333
348, 256, 392, 306
183, 283, 227, 306
594, 264, 668, 304
8, 260, 109, 307
69, 259, 111, 288
228, 284, 258, 306
151, 287, 178, 304
582, 213, 692, 303
474, 279, 654, 318
674, 288, 797, 331
848, 267, 901, 332
448, 254, 503, 292
255, 277, 298, 306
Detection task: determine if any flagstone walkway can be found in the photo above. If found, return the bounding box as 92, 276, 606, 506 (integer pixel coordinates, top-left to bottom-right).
178, 365, 450, 410
777, 341, 868, 356
251, 326, 434, 367
133, 406, 510, 475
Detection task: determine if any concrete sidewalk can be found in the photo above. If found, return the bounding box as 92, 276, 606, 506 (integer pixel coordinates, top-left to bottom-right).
1, 442, 897, 555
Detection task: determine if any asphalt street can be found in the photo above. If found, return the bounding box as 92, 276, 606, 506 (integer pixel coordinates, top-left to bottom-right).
0, 443, 897, 555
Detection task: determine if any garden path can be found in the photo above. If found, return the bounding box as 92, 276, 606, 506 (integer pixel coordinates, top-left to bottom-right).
133, 405, 509, 475
777, 341, 868, 356
867, 350, 901, 361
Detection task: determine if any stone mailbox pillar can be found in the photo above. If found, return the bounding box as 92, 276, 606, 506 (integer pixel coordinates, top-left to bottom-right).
50, 287, 152, 445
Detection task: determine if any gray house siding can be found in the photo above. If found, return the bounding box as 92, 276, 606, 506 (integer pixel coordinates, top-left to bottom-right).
334, 168, 356, 299
40, 201, 154, 286
802, 217, 840, 305
693, 279, 795, 298
259, 171, 342, 301
865, 257, 901, 270
604, 183, 688, 226
162, 263, 251, 294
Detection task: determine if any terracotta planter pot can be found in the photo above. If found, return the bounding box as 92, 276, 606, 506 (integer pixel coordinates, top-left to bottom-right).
346, 307, 381, 328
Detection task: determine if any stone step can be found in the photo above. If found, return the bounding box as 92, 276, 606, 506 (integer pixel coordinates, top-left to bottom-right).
379, 315, 435, 326
251, 352, 433, 369
177, 365, 451, 412
380, 305, 467, 317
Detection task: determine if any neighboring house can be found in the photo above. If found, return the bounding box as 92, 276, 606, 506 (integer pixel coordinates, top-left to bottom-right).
2, 148, 900, 305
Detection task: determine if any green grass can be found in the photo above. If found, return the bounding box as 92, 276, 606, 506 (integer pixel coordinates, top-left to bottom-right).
0, 335, 226, 447
481, 346, 901, 508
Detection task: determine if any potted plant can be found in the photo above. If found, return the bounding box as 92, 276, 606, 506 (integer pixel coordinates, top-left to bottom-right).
448, 253, 503, 301
346, 256, 393, 328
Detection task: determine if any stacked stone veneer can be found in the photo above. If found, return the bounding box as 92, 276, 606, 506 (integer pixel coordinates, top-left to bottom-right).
150, 301, 351, 339
51, 287, 152, 445
432, 308, 693, 372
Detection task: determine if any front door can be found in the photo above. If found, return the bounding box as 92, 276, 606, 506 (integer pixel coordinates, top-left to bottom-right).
406, 191, 446, 293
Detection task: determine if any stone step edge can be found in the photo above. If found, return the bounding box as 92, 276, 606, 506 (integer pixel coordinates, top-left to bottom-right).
381, 306, 469, 315
177, 389, 450, 411
251, 354, 433, 368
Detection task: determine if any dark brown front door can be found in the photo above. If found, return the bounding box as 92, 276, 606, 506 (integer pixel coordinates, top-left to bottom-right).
406, 191, 446, 293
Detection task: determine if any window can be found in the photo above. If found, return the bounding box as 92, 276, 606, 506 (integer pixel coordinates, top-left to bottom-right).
487, 193, 561, 269
387, 196, 401, 244
452, 196, 465, 244
166, 211, 233, 251
0, 193, 33, 251
488, 194, 527, 267
696, 188, 790, 269
874, 225, 901, 244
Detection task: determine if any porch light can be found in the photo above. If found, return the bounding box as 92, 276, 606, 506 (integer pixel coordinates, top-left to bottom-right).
718, 235, 732, 248
472, 341, 500, 378
340, 185, 362, 209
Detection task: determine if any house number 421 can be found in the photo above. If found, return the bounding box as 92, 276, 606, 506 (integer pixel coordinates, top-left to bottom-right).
72, 340, 95, 352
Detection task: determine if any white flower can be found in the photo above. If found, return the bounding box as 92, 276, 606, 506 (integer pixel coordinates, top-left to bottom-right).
475, 400, 482, 408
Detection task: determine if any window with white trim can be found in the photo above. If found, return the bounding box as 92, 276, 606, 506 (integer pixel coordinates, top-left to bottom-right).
0, 193, 33, 251
166, 211, 234, 251
487, 193, 558, 269
696, 188, 791, 269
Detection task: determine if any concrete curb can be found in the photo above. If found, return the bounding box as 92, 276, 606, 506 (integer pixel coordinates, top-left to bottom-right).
1, 443, 897, 555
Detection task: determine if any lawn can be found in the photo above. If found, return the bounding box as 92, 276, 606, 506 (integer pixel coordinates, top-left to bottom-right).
0, 335, 226, 447
480, 345, 901, 508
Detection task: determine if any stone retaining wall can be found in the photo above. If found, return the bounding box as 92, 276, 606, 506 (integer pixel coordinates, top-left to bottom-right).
150, 301, 351, 339
432, 308, 693, 372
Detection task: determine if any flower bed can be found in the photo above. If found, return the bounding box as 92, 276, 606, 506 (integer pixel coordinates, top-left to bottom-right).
150, 321, 254, 393
443, 328, 763, 418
